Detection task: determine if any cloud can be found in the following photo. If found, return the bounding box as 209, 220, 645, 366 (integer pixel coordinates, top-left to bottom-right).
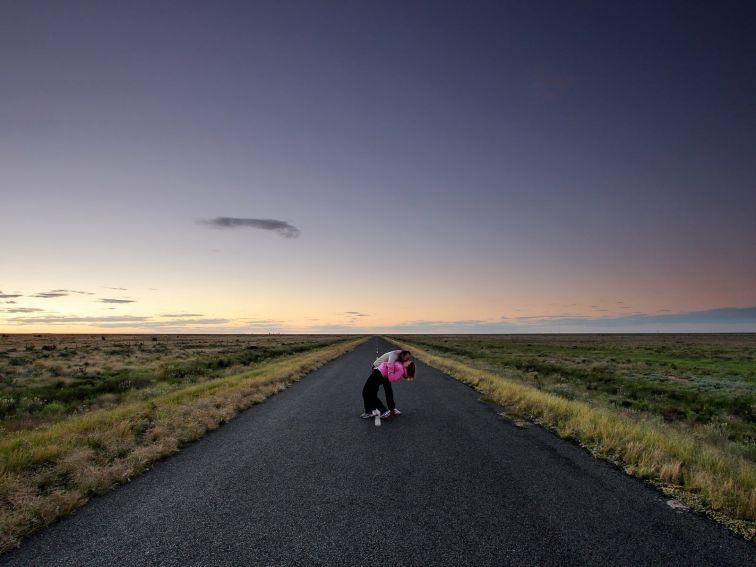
301, 306, 756, 333
359, 319, 509, 333
7, 306, 752, 334
198, 217, 301, 238
99, 298, 136, 304
344, 311, 369, 317
1, 307, 44, 313
7, 315, 150, 324
160, 313, 204, 317
513, 313, 589, 321
0, 292, 23, 298
243, 319, 289, 330
494, 307, 756, 331
302, 323, 361, 333
53, 289, 93, 294
3, 300, 17, 304
544, 306, 756, 328
301, 318, 513, 334
451, 307, 756, 332
104, 287, 128, 291
3, 312, 254, 331
32, 289, 94, 298
99, 318, 230, 329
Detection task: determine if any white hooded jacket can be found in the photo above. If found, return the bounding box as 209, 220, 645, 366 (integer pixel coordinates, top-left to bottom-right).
372, 349, 402, 369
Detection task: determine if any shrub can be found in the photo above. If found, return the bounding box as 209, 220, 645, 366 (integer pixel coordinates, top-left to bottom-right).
41, 401, 67, 416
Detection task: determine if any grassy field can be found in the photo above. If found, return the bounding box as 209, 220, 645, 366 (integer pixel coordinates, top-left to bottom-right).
0, 334, 365, 553
0, 334, 347, 434
387, 334, 756, 538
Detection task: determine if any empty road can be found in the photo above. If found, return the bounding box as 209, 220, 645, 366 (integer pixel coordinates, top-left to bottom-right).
1, 337, 753, 566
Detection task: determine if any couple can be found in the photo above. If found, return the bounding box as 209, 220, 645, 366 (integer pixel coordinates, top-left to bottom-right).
360, 349, 416, 420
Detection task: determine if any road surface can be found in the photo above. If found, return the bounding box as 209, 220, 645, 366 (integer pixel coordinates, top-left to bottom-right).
1, 337, 753, 566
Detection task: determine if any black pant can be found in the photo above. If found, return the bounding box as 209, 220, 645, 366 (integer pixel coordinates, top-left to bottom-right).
381, 377, 396, 410
362, 369, 390, 413
363, 366, 396, 412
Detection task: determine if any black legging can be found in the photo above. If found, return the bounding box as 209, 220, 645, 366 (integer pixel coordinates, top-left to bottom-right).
362, 369, 392, 413
381, 376, 396, 410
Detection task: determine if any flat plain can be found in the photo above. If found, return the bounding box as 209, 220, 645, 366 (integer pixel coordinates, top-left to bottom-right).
0, 334, 349, 434
390, 334, 755, 459
2, 337, 754, 566
388, 333, 756, 536
0, 333, 360, 552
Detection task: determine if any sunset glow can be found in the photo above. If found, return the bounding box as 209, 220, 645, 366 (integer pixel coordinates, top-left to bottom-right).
2, 1, 755, 333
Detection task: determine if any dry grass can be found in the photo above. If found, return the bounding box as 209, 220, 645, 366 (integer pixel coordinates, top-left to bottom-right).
387, 337, 756, 540
0, 334, 348, 431
0, 336, 366, 553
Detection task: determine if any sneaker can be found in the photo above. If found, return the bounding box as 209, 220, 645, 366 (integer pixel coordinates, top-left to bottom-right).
360, 412, 373, 419
380, 410, 392, 419
390, 408, 402, 415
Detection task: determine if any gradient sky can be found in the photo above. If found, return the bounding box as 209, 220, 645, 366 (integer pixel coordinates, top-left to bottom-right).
2, 0, 755, 333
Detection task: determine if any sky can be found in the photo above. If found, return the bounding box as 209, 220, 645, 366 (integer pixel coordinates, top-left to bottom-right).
1, 0, 755, 334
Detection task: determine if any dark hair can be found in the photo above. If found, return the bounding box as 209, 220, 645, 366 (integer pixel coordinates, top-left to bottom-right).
405, 361, 416, 379
399, 350, 412, 362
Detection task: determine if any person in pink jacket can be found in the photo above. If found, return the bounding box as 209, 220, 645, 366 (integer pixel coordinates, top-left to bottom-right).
361, 359, 416, 420
372, 349, 412, 415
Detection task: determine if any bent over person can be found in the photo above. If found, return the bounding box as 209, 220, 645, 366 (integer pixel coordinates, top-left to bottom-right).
361, 357, 415, 420
371, 349, 412, 415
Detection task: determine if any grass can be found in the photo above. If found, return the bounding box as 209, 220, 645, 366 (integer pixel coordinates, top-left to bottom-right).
0, 334, 347, 433
0, 335, 366, 554
386, 334, 756, 540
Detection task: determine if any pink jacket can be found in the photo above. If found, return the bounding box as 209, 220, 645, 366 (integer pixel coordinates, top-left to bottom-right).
378, 361, 406, 382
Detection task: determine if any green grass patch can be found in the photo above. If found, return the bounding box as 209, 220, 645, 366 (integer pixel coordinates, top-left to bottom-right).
387, 335, 756, 540
0, 334, 348, 430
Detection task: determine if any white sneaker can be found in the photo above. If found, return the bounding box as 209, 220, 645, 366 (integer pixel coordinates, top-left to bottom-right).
390, 408, 402, 415
380, 410, 392, 419
360, 412, 373, 419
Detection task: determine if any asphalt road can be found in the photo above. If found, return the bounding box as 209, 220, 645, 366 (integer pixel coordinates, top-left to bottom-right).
2, 337, 754, 566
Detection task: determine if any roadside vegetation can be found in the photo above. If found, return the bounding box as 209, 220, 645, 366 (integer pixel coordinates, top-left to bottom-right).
0, 334, 344, 433
387, 334, 756, 539
0, 334, 365, 553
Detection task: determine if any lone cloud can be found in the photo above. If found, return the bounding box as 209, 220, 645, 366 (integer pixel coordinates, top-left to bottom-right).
198, 217, 301, 238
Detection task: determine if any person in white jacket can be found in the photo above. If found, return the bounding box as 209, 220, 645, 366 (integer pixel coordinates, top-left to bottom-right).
372, 349, 409, 368
371, 349, 412, 415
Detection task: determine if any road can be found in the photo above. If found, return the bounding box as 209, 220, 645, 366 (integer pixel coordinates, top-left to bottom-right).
1, 337, 754, 566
